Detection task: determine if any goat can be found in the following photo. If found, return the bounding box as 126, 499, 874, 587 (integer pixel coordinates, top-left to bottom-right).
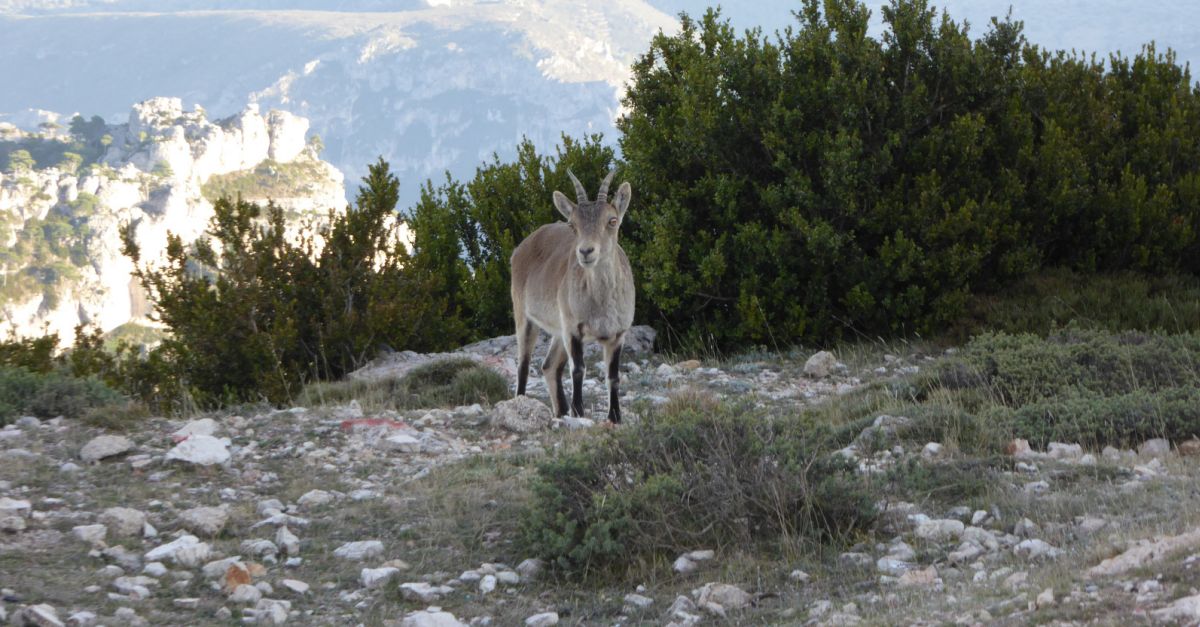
510, 171, 634, 423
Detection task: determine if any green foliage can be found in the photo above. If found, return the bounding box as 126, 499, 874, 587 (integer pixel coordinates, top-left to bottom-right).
926, 328, 1200, 448
0, 361, 124, 425
521, 393, 877, 579
298, 358, 509, 411
957, 269, 1200, 338
125, 160, 460, 406
0, 333, 58, 373
5, 149, 34, 172
200, 159, 326, 202
615, 1, 1200, 348
407, 135, 617, 341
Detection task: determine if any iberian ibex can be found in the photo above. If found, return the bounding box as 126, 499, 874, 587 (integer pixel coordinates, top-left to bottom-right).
510, 171, 634, 423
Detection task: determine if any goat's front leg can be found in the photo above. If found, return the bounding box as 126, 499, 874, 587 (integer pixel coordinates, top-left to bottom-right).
568, 332, 585, 417
602, 339, 623, 424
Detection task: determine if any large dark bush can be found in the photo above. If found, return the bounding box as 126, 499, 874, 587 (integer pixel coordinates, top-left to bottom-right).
616, 0, 1200, 348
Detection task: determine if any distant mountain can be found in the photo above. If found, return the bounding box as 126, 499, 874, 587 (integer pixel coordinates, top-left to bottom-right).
0, 0, 678, 208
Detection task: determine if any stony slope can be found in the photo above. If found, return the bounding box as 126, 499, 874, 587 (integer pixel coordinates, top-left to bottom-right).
1, 337, 1199, 625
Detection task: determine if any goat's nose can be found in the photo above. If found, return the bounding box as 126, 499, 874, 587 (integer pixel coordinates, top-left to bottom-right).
579, 247, 595, 257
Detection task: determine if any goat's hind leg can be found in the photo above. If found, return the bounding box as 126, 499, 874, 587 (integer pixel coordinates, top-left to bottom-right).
541, 337, 568, 416
515, 316, 537, 396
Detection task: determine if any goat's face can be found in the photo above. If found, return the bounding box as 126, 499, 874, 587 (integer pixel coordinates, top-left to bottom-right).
553, 172, 631, 269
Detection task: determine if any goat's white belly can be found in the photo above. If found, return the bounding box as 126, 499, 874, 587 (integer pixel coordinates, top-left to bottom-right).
525, 301, 564, 337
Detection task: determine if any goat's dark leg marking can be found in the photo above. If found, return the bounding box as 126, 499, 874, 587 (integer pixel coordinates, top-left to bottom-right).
516, 322, 534, 396
569, 334, 585, 417
606, 345, 621, 424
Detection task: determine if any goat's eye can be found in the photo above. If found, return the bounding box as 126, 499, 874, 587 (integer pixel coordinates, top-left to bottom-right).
608, 217, 619, 228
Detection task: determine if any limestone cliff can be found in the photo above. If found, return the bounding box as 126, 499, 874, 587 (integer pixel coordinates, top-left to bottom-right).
0, 97, 345, 341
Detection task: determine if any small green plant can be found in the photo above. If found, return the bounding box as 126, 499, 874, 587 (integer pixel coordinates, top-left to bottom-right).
520, 393, 877, 580
298, 358, 509, 411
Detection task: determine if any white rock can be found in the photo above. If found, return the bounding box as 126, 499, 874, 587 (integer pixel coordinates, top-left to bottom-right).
803, 351, 837, 378
178, 506, 228, 537
1151, 594, 1200, 622
229, 583, 262, 604
296, 489, 334, 509
695, 582, 752, 610
921, 442, 943, 458
276, 526, 300, 555
333, 540, 383, 561
99, 507, 146, 537
478, 574, 496, 594
361, 567, 400, 589
1036, 587, 1055, 608
524, 612, 559, 627
624, 592, 653, 609
252, 598, 291, 625
970, 510, 989, 526
383, 433, 421, 453
876, 557, 911, 575
66, 610, 97, 627
560, 417, 595, 430
72, 524, 107, 545
80, 435, 133, 462
165, 435, 230, 466
279, 579, 309, 595
673, 556, 697, 574
401, 608, 466, 627
143, 562, 168, 577
897, 566, 939, 588
789, 570, 810, 582
16, 604, 64, 627
171, 418, 219, 439
145, 534, 208, 564
1088, 528, 1200, 576
0, 497, 32, 518
1014, 539, 1061, 561
1047, 442, 1083, 459
685, 549, 715, 561
399, 582, 453, 602
1138, 438, 1171, 457
515, 558, 544, 580
915, 519, 965, 542
493, 396, 554, 433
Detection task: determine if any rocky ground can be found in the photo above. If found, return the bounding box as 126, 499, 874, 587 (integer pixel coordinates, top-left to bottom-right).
2, 329, 1200, 626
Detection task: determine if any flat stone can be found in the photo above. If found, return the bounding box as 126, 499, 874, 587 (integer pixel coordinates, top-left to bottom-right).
80, 435, 133, 463
915, 519, 965, 542
229, 583, 261, 604
695, 582, 752, 610
1014, 539, 1061, 561
165, 435, 230, 466
361, 567, 399, 589
279, 579, 309, 595
400, 608, 466, 627
296, 489, 335, 509
252, 598, 291, 625
72, 524, 107, 545
99, 507, 146, 537
172, 418, 219, 439
178, 506, 228, 537
399, 582, 453, 602
524, 612, 559, 627
1089, 528, 1200, 576
333, 540, 383, 561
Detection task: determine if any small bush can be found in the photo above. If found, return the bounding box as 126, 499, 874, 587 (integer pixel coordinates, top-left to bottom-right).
520, 395, 877, 580
0, 365, 124, 424
997, 388, 1200, 449
298, 358, 509, 411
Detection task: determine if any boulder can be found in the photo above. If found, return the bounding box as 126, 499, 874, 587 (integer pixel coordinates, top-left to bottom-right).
99, 507, 146, 537
165, 435, 230, 466
80, 435, 133, 462
803, 351, 837, 378
493, 396, 553, 433
178, 506, 228, 537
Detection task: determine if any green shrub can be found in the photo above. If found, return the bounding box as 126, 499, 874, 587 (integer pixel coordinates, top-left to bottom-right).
125, 160, 463, 406
298, 358, 509, 411
998, 387, 1200, 449
0, 365, 124, 424
612, 1, 1200, 348
521, 394, 877, 579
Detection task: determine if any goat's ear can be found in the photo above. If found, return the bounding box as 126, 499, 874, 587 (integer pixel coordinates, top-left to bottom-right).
612, 182, 632, 217
552, 191, 576, 220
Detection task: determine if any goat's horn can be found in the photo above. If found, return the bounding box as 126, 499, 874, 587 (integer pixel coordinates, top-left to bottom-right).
566, 170, 588, 203
596, 170, 617, 202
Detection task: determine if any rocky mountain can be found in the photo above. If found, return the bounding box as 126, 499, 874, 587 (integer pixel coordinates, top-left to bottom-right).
0, 0, 679, 209
0, 97, 344, 341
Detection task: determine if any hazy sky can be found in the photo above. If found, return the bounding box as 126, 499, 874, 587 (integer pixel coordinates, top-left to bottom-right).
649, 1, 1200, 73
